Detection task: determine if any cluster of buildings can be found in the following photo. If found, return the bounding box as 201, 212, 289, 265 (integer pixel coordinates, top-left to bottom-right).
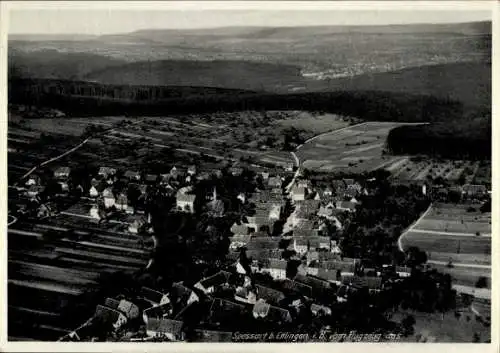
18, 163, 211, 234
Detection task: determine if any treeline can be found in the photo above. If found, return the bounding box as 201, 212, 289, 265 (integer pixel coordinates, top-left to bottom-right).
386, 116, 491, 160
9, 78, 464, 123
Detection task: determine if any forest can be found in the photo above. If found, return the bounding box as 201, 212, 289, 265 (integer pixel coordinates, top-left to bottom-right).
9, 78, 490, 160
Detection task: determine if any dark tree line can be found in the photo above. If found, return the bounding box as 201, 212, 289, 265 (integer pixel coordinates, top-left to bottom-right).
386, 115, 491, 160
10, 78, 464, 123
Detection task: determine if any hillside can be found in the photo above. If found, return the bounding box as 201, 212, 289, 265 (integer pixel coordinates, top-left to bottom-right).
322, 62, 491, 110
9, 21, 491, 83
8, 49, 127, 81
83, 60, 307, 92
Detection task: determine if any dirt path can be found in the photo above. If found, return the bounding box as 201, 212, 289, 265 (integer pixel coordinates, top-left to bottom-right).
397, 203, 433, 252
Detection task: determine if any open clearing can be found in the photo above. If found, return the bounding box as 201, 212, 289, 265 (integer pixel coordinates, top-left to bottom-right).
296, 122, 424, 173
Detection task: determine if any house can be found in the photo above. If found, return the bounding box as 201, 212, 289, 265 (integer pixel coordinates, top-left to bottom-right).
94, 304, 127, 330
187, 165, 197, 176
311, 303, 332, 316
237, 193, 246, 204
395, 266, 412, 278
317, 260, 356, 274
229, 166, 243, 177
37, 203, 53, 218
267, 176, 282, 188
312, 269, 341, 282
196, 172, 211, 181
89, 204, 101, 220
331, 180, 346, 194
230, 222, 249, 236
170, 282, 199, 308
169, 166, 180, 179
141, 287, 170, 307
192, 329, 233, 342
255, 284, 285, 305
102, 188, 115, 208
268, 204, 282, 220
194, 270, 232, 294
234, 286, 257, 304
293, 238, 309, 255
124, 170, 141, 181
89, 183, 106, 198
246, 249, 282, 262
128, 217, 146, 234
125, 205, 135, 214
146, 318, 184, 341
209, 298, 247, 324
58, 181, 69, 193
176, 194, 195, 213
25, 175, 40, 187
260, 259, 287, 280
245, 237, 280, 251
291, 186, 306, 201
252, 300, 292, 323
462, 184, 487, 198
342, 275, 383, 293
145, 174, 158, 184
244, 216, 273, 234
98, 167, 116, 179
282, 278, 313, 298
26, 185, 45, 198
143, 303, 173, 324
294, 274, 334, 296
104, 297, 140, 320
335, 201, 357, 212
115, 193, 128, 211
54, 166, 71, 179
230, 235, 252, 251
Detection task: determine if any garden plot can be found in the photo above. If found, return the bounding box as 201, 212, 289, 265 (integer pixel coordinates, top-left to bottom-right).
400, 203, 491, 288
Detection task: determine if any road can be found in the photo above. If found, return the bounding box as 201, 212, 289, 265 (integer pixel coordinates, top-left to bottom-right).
397, 203, 433, 252
407, 229, 491, 238
20, 138, 90, 181
427, 260, 491, 270
285, 122, 369, 194
8, 215, 18, 226
19, 118, 145, 182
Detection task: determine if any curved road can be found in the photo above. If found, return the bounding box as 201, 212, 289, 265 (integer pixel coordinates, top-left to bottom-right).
285, 122, 370, 193
7, 215, 18, 227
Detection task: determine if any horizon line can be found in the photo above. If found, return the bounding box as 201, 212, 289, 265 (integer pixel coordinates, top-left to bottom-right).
8, 19, 492, 37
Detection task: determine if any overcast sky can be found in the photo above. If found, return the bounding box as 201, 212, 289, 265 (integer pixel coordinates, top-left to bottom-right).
8, 5, 492, 35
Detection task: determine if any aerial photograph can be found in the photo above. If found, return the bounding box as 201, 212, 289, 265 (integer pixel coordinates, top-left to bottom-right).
4, 2, 492, 344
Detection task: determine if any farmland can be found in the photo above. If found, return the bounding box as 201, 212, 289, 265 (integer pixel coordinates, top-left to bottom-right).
400, 203, 491, 291
9, 110, 365, 180
8, 216, 153, 341
296, 122, 424, 173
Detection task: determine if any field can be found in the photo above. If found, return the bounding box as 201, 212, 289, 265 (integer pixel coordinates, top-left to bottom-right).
273, 111, 354, 134
383, 158, 490, 185
9, 110, 365, 181
400, 203, 491, 291
296, 122, 423, 173
8, 216, 153, 341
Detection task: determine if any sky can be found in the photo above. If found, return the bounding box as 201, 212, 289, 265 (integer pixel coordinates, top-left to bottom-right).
7, 4, 492, 35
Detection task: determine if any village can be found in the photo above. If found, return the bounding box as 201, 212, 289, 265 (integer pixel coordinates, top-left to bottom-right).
7, 145, 491, 343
